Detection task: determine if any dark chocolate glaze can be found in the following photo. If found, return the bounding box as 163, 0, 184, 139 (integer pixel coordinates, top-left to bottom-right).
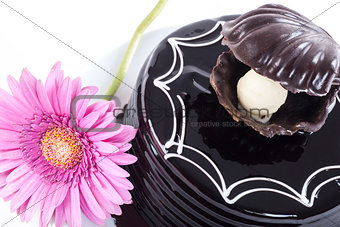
222, 4, 340, 97
211, 51, 339, 137
124, 15, 340, 226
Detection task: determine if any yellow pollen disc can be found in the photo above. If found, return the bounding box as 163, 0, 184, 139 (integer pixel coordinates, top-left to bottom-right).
40, 127, 83, 169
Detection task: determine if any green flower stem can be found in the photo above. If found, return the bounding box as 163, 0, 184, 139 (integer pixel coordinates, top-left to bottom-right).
105, 0, 168, 98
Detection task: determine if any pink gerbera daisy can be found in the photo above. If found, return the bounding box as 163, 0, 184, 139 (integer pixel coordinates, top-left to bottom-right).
0, 62, 137, 227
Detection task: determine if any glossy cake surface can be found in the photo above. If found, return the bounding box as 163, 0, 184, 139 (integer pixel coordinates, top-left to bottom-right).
124, 16, 340, 226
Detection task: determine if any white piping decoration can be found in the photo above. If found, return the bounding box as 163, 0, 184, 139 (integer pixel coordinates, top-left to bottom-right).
151, 21, 340, 209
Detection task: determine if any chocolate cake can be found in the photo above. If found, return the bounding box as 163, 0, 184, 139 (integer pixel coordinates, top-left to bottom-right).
123, 8, 340, 227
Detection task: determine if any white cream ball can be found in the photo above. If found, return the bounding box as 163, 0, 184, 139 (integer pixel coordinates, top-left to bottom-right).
237, 69, 288, 121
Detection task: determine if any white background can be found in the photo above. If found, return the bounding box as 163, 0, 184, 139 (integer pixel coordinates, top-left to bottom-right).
0, 0, 339, 226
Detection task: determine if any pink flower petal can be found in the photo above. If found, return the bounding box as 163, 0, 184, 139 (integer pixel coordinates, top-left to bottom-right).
0, 159, 23, 173
106, 100, 117, 113
114, 186, 132, 203
0, 141, 20, 150
18, 199, 29, 222
106, 125, 137, 143
51, 88, 61, 115
52, 61, 61, 71
10, 174, 41, 212
109, 153, 137, 166
55, 204, 66, 227
19, 69, 43, 110
54, 63, 64, 86
0, 173, 7, 188
7, 76, 26, 103
104, 174, 134, 190
63, 189, 73, 227
40, 183, 58, 227
114, 143, 133, 154
36, 80, 54, 114
91, 113, 115, 129
0, 115, 18, 131
97, 157, 130, 178
3, 191, 15, 201
69, 185, 81, 227
76, 86, 98, 121
0, 149, 22, 160
79, 178, 106, 220
24, 183, 48, 222
80, 195, 106, 226
6, 164, 30, 184
21, 67, 37, 88
93, 141, 119, 154
78, 112, 100, 129
39, 211, 47, 227
54, 183, 69, 207
45, 65, 57, 92
0, 170, 33, 198
88, 126, 124, 141
112, 204, 122, 216
89, 172, 123, 205
45, 63, 65, 115
86, 122, 122, 138
46, 62, 63, 89
0, 129, 20, 141
45, 89, 59, 115
99, 173, 133, 203
0, 106, 27, 125
0, 88, 34, 118
58, 77, 72, 115
85, 101, 111, 117
71, 77, 82, 99
91, 187, 119, 214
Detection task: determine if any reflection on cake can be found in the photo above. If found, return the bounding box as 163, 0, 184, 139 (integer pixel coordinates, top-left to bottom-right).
124, 4, 340, 226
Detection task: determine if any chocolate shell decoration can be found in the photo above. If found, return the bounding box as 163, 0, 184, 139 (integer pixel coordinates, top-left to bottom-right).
210, 4, 340, 137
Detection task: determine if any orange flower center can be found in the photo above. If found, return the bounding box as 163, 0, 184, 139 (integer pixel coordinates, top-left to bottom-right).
40, 127, 83, 169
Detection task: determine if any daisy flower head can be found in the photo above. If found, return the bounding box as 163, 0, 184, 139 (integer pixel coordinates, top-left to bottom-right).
0, 62, 137, 227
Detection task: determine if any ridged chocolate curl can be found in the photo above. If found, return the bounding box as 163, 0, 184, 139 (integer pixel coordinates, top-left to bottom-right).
221, 4, 340, 96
